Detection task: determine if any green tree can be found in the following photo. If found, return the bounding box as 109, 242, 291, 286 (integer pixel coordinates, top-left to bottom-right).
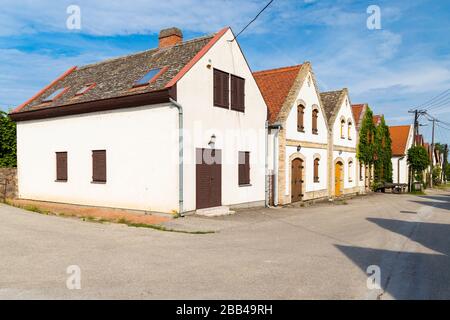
374, 116, 393, 183
0, 111, 17, 167
357, 107, 377, 185
407, 145, 430, 184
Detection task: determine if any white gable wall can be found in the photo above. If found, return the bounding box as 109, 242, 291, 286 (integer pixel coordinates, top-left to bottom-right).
177, 28, 267, 211
282, 72, 329, 199
332, 94, 358, 194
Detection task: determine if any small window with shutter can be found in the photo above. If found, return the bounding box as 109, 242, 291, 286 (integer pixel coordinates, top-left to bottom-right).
312, 109, 319, 134
92, 150, 107, 183
56, 152, 68, 182
314, 158, 320, 183
238, 151, 251, 186
231, 75, 245, 112
213, 69, 229, 109
297, 105, 305, 132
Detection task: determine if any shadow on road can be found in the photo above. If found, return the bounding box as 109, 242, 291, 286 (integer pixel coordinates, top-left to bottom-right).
408, 194, 450, 211
335, 217, 450, 299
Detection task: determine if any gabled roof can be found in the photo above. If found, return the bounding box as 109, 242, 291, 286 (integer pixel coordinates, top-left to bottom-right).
253, 65, 302, 123
351, 103, 367, 130
389, 125, 412, 156
319, 89, 348, 123
11, 27, 229, 120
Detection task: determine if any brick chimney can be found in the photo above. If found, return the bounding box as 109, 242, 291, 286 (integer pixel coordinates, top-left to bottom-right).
158, 27, 183, 48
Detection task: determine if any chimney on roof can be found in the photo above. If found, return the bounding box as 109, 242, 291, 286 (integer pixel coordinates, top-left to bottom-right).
158, 27, 183, 48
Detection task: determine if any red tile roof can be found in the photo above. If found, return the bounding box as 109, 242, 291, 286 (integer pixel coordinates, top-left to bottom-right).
351, 104, 364, 125
253, 65, 302, 123
389, 125, 412, 156
373, 115, 382, 125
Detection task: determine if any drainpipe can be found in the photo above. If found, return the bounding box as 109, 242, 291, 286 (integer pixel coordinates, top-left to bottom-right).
169, 98, 184, 217
269, 124, 282, 206
265, 121, 269, 207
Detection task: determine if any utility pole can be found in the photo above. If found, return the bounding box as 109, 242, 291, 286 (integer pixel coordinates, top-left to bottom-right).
408, 109, 426, 191
444, 144, 448, 183
430, 118, 436, 188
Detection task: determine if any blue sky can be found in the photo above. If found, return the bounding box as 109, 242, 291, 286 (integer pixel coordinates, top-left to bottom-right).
1, 0, 449, 143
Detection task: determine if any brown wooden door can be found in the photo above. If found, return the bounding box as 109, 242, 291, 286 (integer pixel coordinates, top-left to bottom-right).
335, 161, 343, 197
291, 158, 303, 203
196, 148, 222, 209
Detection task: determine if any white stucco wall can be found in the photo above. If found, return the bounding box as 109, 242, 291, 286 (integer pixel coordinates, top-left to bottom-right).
176, 28, 267, 211
285, 146, 328, 194
333, 151, 358, 190
333, 98, 357, 147
392, 156, 408, 184
285, 72, 328, 145
17, 104, 180, 213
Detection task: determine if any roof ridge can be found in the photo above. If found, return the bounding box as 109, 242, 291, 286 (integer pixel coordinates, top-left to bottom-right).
78, 33, 215, 70
389, 124, 412, 128
253, 64, 302, 75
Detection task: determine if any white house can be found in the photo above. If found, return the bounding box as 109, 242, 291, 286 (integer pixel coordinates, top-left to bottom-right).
351, 104, 368, 193
254, 63, 330, 205
320, 89, 359, 197
10, 27, 268, 215
389, 125, 414, 184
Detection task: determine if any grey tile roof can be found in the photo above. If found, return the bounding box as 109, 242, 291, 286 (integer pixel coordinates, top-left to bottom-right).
319, 89, 347, 122
20, 34, 214, 113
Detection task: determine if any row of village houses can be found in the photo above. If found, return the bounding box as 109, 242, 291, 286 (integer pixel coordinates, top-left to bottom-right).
7, 27, 439, 215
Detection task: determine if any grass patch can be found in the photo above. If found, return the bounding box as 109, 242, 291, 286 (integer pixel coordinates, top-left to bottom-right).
409, 190, 426, 195
116, 218, 215, 235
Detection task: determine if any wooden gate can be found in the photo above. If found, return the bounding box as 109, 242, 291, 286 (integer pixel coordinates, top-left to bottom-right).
291, 158, 303, 203
196, 148, 222, 209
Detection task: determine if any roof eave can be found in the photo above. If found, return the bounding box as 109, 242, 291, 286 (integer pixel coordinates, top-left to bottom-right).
9, 87, 175, 122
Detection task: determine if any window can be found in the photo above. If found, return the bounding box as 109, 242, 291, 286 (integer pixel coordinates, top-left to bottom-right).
340, 119, 345, 138
231, 75, 245, 112
348, 121, 352, 140
238, 151, 250, 186
348, 160, 353, 182
134, 68, 164, 87
312, 109, 319, 134
314, 158, 320, 183
55, 152, 68, 182
76, 83, 96, 96
92, 150, 107, 183
297, 105, 305, 132
214, 69, 229, 109
43, 88, 67, 102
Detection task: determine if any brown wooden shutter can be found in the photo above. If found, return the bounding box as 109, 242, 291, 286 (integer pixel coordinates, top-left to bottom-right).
214, 69, 229, 109
231, 75, 245, 112
92, 150, 107, 183
238, 151, 250, 185
297, 105, 305, 131
56, 152, 68, 181
312, 109, 318, 134
314, 158, 319, 182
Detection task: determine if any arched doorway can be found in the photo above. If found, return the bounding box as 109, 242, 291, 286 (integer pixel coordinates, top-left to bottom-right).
291, 158, 303, 203
335, 161, 344, 197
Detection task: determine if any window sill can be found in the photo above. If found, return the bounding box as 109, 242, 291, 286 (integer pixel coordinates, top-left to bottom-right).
214, 104, 230, 110
312, 132, 319, 135
314, 180, 320, 183
91, 181, 107, 184
55, 180, 67, 183
239, 184, 252, 187
297, 129, 305, 133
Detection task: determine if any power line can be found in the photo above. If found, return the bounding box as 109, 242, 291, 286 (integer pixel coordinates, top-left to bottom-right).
230, 0, 275, 42
417, 89, 450, 109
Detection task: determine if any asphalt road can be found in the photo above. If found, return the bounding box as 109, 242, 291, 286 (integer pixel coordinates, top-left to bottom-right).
1, 190, 449, 299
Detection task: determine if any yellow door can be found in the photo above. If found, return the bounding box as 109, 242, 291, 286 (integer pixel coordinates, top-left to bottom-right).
335, 162, 343, 197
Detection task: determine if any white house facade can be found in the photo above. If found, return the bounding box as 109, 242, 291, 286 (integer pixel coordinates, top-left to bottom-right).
390, 125, 414, 184
11, 27, 267, 215
254, 63, 330, 205
320, 89, 359, 197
